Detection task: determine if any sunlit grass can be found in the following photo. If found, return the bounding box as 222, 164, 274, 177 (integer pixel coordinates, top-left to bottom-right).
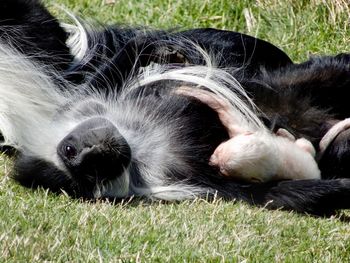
1, 0, 350, 261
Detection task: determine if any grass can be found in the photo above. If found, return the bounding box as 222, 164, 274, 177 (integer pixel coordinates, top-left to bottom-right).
1, 0, 350, 261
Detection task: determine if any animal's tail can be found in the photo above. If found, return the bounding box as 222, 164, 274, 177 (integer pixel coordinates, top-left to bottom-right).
233, 178, 350, 216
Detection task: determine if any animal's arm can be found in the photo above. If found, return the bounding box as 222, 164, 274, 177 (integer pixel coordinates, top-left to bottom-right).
176, 87, 248, 137
86, 36, 160, 91
178, 28, 293, 74
260, 54, 350, 119
86, 36, 190, 92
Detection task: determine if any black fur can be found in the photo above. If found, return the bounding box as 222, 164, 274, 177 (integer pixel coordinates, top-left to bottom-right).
2, 0, 350, 216
0, 0, 73, 70
68, 28, 293, 89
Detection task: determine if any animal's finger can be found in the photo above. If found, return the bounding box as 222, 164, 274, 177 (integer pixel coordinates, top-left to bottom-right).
175, 86, 231, 111
175, 87, 245, 137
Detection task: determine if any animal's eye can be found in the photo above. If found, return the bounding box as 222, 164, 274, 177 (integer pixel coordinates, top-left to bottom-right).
64, 145, 77, 159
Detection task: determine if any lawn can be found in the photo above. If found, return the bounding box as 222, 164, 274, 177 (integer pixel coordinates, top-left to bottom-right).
1, 0, 350, 261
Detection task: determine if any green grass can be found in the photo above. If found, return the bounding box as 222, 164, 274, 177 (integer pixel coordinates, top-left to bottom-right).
1, 0, 350, 261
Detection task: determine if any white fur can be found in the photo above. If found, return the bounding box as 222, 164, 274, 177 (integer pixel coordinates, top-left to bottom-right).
62, 20, 88, 63
0, 27, 273, 200
0, 42, 74, 167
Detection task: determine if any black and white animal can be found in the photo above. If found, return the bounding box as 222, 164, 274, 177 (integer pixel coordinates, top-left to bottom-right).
1, 0, 350, 216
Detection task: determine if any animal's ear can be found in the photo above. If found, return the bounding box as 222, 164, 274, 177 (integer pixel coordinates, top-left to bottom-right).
0, 0, 73, 70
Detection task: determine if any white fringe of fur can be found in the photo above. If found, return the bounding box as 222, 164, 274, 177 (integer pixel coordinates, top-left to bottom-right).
0, 42, 74, 167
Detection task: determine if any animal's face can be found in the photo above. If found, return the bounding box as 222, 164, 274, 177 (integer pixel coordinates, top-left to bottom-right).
57, 117, 131, 191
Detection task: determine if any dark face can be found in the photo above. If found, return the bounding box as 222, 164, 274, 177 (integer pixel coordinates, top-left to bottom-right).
57, 117, 131, 190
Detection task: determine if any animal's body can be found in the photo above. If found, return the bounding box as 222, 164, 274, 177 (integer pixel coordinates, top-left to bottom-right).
1, 0, 350, 216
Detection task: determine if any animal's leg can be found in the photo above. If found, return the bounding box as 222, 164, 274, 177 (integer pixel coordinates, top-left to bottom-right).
87, 37, 191, 92
276, 128, 316, 157
262, 54, 350, 118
